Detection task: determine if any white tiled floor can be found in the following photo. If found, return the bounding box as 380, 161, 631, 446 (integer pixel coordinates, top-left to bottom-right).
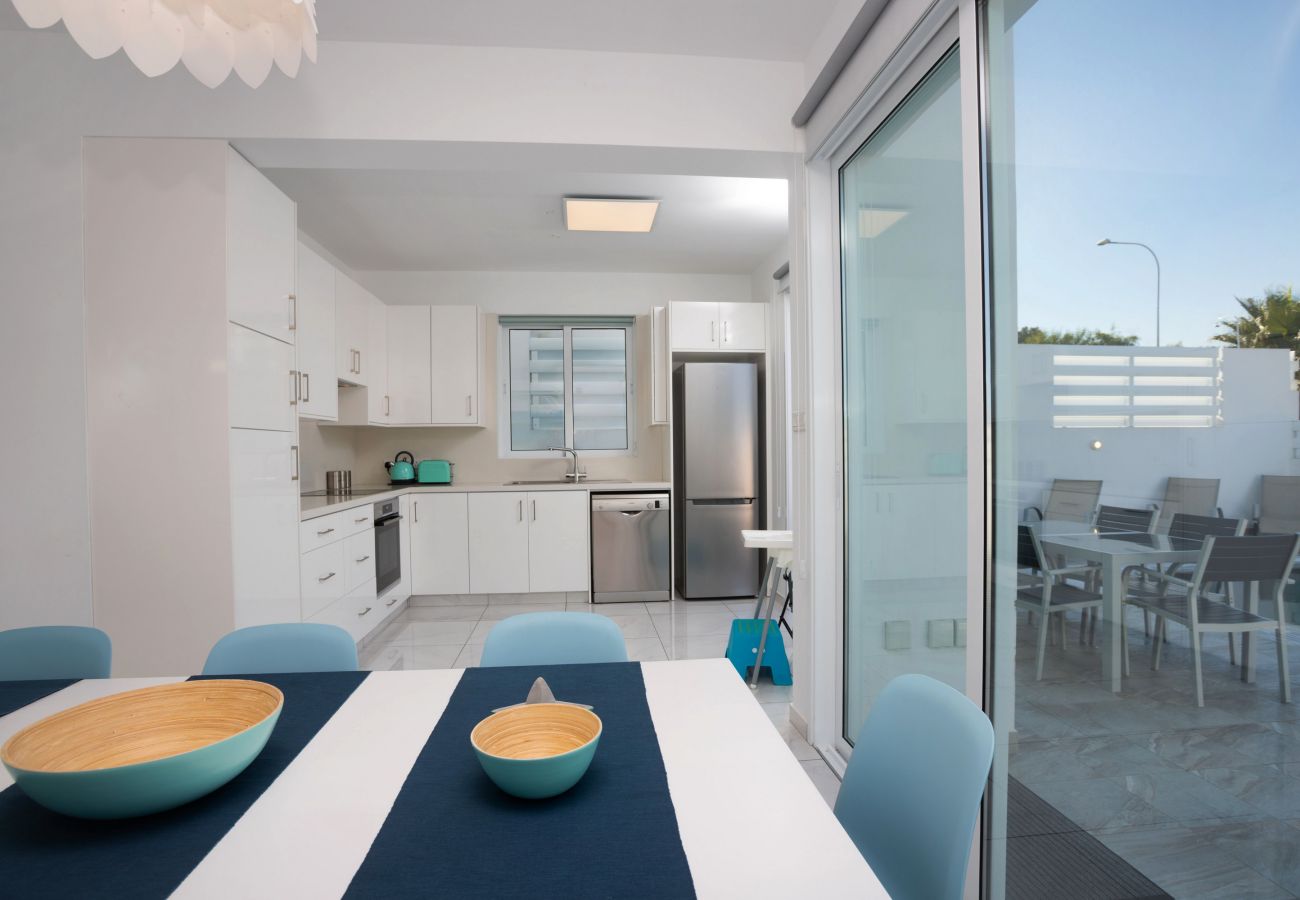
359, 592, 840, 806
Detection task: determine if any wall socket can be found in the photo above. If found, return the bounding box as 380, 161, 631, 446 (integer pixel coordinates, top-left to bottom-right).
883, 620, 912, 651
927, 619, 955, 649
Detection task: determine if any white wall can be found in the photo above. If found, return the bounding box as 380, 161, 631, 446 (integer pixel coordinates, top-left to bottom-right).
0, 27, 799, 627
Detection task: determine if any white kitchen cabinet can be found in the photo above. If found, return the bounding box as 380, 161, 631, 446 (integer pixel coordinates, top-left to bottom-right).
430, 306, 481, 425
719, 302, 767, 351
669, 301, 720, 351
335, 271, 370, 388
467, 492, 529, 594
229, 428, 301, 627
526, 491, 590, 593
410, 493, 471, 595
295, 242, 337, 421
226, 148, 296, 345
343, 530, 376, 594
651, 306, 669, 425
228, 323, 295, 432
387, 306, 432, 425
366, 294, 390, 424
669, 301, 766, 352
300, 536, 346, 619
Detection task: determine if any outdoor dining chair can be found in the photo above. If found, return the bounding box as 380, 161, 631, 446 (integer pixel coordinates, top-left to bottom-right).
1257, 475, 1300, 535
1124, 532, 1297, 706
1075, 505, 1159, 644
1155, 477, 1221, 532
1014, 525, 1104, 680
0, 625, 112, 681
202, 623, 359, 675
1025, 478, 1103, 524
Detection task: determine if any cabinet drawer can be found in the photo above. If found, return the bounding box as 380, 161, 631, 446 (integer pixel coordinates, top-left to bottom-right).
341, 506, 374, 538
310, 581, 380, 643
300, 512, 347, 551
344, 531, 376, 593
300, 541, 346, 619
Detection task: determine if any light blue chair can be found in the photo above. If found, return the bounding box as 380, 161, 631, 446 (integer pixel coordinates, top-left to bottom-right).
202, 623, 358, 676
834, 674, 994, 900
0, 626, 112, 681
480, 612, 628, 667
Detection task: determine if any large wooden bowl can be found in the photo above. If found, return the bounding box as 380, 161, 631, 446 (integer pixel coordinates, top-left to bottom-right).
470, 703, 602, 799
1, 680, 283, 819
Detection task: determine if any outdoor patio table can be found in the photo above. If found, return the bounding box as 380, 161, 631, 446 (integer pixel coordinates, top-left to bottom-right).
0, 659, 885, 899
1034, 528, 1204, 692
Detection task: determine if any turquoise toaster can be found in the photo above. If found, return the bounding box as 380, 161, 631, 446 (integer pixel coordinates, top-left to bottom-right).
416, 459, 453, 484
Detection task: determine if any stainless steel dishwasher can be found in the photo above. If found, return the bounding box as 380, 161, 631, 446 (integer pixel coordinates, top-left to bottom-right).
590, 493, 671, 603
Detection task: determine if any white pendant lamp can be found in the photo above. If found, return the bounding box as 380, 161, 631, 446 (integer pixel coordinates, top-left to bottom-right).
9, 0, 318, 88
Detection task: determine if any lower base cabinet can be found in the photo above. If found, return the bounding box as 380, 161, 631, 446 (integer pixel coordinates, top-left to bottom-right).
410, 493, 471, 595
468, 492, 530, 595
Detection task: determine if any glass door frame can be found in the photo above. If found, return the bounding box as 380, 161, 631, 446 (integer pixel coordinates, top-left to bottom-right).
805, 0, 989, 890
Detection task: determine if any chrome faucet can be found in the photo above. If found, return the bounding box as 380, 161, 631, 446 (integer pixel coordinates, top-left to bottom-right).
549, 446, 586, 481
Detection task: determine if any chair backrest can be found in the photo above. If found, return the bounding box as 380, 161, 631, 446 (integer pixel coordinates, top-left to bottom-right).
835, 674, 994, 900
1167, 512, 1245, 543
1016, 525, 1041, 571
1196, 533, 1300, 589
0, 626, 112, 681
1095, 505, 1157, 534
1258, 475, 1300, 534
202, 623, 358, 676
480, 612, 628, 667
1043, 479, 1103, 523
1157, 477, 1220, 531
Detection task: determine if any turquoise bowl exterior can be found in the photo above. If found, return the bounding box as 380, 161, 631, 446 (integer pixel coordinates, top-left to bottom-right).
473, 733, 601, 800
3, 705, 282, 819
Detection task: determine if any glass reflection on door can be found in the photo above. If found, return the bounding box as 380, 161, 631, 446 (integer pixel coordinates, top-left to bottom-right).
840, 48, 968, 744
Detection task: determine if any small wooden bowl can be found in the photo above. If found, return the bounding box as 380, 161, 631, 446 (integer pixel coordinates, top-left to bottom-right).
470, 703, 602, 799
1, 680, 283, 819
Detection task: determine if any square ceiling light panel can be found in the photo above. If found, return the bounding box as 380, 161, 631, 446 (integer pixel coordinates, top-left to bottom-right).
564, 197, 660, 232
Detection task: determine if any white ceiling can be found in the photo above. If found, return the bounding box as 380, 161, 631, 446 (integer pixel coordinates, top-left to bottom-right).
0, 1, 841, 62
265, 167, 788, 273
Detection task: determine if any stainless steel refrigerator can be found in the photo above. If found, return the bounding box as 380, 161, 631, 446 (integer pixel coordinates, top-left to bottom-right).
673, 362, 762, 599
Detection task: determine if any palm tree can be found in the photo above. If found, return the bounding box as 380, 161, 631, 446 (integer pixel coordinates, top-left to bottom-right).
1213, 286, 1300, 351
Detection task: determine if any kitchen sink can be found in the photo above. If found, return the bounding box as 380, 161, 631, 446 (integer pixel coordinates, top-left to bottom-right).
503, 479, 632, 485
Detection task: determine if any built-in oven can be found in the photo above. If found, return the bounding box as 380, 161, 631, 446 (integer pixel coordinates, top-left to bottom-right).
373, 498, 401, 596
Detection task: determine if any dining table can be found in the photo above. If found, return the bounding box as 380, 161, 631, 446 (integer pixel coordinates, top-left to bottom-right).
0, 658, 886, 899
1030, 520, 1205, 692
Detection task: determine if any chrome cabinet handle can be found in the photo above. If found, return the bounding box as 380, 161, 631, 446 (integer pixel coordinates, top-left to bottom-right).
711, 321, 716, 343
465, 394, 472, 416
385, 595, 399, 607
384, 395, 391, 416
355, 516, 369, 524
357, 606, 372, 617
290, 445, 299, 481
355, 555, 370, 563
318, 572, 336, 582
356, 350, 361, 375
724, 321, 731, 343
290, 369, 299, 406
518, 499, 523, 522
288, 293, 297, 331
301, 372, 310, 402
531, 500, 536, 521
316, 527, 335, 536
413, 501, 418, 524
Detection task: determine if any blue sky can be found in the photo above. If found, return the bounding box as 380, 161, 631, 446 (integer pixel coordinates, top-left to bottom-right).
1003, 0, 1300, 346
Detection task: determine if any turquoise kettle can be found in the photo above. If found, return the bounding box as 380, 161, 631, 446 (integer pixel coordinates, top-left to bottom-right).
385, 451, 416, 484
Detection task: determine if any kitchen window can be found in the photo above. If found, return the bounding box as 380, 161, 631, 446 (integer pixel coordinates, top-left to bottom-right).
498, 317, 635, 457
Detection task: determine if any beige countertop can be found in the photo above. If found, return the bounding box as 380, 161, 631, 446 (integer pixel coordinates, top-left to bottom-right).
300, 481, 673, 520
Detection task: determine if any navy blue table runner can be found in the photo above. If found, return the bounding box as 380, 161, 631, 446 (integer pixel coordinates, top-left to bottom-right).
0, 670, 368, 898
0, 679, 77, 718
345, 662, 696, 900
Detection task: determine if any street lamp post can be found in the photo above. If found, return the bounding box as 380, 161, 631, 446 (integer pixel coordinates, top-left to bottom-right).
1097, 238, 1161, 347
1216, 317, 1241, 348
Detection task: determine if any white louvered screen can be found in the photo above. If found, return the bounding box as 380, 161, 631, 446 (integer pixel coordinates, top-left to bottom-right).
1051, 349, 1223, 429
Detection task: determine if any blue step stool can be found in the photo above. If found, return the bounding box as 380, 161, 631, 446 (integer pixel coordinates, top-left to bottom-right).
725, 618, 792, 685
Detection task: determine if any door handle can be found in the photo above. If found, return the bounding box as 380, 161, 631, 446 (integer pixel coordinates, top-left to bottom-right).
413, 501, 418, 524
290, 445, 299, 481
356, 350, 361, 375
711, 321, 716, 344
357, 606, 372, 617
290, 369, 299, 406
386, 595, 399, 607
385, 395, 391, 416
355, 555, 370, 563
518, 499, 523, 522
531, 500, 536, 521
466, 395, 472, 417
302, 372, 310, 403
318, 572, 336, 583
288, 293, 297, 332
354, 516, 369, 524
724, 321, 731, 344
316, 527, 335, 536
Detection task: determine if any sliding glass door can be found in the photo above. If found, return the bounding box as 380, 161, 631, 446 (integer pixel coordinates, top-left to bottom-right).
839, 47, 970, 746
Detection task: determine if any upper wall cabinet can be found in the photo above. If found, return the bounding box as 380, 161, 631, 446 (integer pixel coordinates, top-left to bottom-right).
430, 306, 482, 425
226, 149, 296, 345
296, 242, 337, 421
335, 271, 372, 388
387, 306, 433, 425
366, 294, 390, 424
669, 301, 766, 353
